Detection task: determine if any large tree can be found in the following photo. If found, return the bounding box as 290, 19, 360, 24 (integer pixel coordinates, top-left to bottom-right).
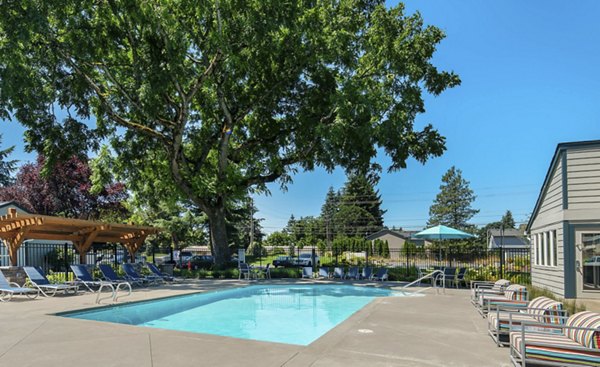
335, 174, 385, 236
0, 135, 17, 187
0, 1, 459, 265
428, 166, 478, 230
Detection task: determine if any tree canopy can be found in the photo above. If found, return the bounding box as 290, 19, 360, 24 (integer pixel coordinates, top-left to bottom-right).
0, 1, 459, 265
428, 166, 478, 230
0, 155, 128, 220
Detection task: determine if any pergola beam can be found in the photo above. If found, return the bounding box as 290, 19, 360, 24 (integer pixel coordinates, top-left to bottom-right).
0, 209, 159, 266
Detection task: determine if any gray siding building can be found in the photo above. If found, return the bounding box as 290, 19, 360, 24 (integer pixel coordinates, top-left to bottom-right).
527, 140, 600, 299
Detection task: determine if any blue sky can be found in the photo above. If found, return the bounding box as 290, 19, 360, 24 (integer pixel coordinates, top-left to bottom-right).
1, 0, 599, 235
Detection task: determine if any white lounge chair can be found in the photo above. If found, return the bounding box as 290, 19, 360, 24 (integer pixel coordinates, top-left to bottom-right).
23, 266, 79, 297
0, 270, 38, 301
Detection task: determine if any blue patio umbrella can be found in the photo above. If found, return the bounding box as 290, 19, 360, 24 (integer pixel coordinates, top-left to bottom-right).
413, 225, 476, 263
413, 225, 476, 241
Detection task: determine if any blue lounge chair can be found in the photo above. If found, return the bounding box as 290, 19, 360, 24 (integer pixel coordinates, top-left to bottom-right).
302, 267, 313, 278
346, 266, 359, 280
333, 267, 344, 279
146, 262, 176, 281
0, 270, 38, 301
23, 266, 79, 297
372, 268, 388, 281
122, 263, 161, 285
361, 267, 373, 280
99, 264, 140, 287
70, 265, 106, 292
318, 267, 330, 278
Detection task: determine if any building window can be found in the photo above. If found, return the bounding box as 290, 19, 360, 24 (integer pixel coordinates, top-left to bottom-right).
551, 230, 557, 266
534, 234, 539, 265
582, 233, 600, 291
540, 233, 544, 266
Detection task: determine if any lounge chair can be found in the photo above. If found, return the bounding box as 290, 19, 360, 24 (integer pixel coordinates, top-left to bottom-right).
476, 284, 528, 317
99, 264, 140, 287
318, 267, 330, 278
70, 264, 107, 292
346, 266, 359, 280
302, 267, 313, 278
332, 267, 344, 279
145, 262, 175, 281
509, 311, 600, 366
71, 264, 131, 303
361, 267, 373, 280
122, 263, 162, 285
470, 279, 510, 305
487, 296, 566, 346
23, 266, 79, 297
372, 268, 388, 281
0, 270, 38, 301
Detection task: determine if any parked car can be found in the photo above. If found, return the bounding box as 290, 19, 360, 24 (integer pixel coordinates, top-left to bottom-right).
273, 256, 297, 268
186, 255, 214, 269
296, 253, 320, 267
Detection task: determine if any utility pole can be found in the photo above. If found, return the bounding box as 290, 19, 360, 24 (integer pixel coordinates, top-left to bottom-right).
249, 197, 254, 246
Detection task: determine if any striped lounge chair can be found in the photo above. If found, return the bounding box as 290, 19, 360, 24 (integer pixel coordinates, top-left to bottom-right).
509, 311, 600, 366
487, 296, 566, 346
476, 284, 528, 317
470, 279, 511, 305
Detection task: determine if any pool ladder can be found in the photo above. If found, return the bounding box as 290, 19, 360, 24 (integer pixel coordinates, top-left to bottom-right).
402, 270, 446, 294
95, 282, 133, 304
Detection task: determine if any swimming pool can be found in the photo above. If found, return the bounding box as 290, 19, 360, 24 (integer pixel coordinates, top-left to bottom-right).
61, 284, 418, 345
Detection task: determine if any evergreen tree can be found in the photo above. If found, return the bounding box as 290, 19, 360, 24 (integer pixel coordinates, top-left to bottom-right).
320, 187, 339, 245
334, 174, 385, 237
428, 166, 479, 230
0, 135, 17, 187
501, 210, 516, 229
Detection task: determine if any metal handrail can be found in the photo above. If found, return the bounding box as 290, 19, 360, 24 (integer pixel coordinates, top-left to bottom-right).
114, 282, 132, 302
95, 282, 115, 304
402, 269, 445, 294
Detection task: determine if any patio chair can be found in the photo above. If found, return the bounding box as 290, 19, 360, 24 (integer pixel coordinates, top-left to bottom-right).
238, 263, 252, 280
332, 267, 344, 279
99, 264, 140, 287
476, 284, 528, 317
302, 267, 313, 278
436, 267, 456, 287
487, 296, 566, 346
509, 311, 600, 366
346, 266, 359, 280
454, 267, 468, 288
470, 279, 510, 305
145, 262, 175, 281
0, 270, 38, 301
372, 268, 388, 281
260, 263, 271, 279
23, 266, 79, 297
122, 263, 162, 286
361, 267, 373, 280
318, 267, 330, 278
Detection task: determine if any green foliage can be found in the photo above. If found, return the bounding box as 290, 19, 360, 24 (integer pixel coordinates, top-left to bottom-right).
0, 135, 17, 187
428, 166, 479, 230
264, 231, 293, 248
247, 241, 267, 257
334, 174, 385, 237
45, 248, 75, 272
0, 0, 459, 266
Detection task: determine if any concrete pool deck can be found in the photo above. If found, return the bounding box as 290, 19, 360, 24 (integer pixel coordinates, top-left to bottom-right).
0, 280, 512, 367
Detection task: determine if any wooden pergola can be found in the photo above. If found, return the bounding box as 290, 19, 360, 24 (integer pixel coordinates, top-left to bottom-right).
0, 208, 159, 265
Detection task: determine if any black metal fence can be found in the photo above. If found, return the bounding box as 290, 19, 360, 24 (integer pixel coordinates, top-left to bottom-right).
1, 241, 531, 285
246, 246, 531, 284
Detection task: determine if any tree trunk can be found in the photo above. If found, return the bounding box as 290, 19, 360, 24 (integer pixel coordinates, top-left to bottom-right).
206, 204, 230, 267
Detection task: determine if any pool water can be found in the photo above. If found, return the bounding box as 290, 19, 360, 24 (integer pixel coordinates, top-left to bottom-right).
62, 284, 416, 345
